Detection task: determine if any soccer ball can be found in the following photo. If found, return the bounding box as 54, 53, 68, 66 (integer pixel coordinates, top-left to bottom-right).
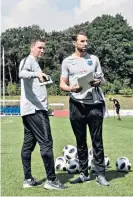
88, 148, 94, 171
88, 148, 93, 159
67, 158, 80, 173
104, 155, 110, 168
88, 154, 110, 171
88, 157, 95, 171
55, 156, 67, 171
63, 145, 77, 160
116, 157, 131, 172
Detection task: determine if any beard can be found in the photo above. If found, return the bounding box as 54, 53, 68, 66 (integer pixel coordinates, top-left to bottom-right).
77, 47, 87, 52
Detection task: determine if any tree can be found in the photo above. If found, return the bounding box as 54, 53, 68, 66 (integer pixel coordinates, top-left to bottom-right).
87, 14, 133, 85
1, 14, 133, 95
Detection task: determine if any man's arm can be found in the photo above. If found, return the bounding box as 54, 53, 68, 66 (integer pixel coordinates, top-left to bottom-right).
19, 59, 38, 78
60, 59, 82, 93
19, 59, 47, 82
60, 77, 82, 93
19, 70, 39, 79
19, 70, 47, 82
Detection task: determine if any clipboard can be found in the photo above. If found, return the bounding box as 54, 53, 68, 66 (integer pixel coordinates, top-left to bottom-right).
77, 72, 94, 89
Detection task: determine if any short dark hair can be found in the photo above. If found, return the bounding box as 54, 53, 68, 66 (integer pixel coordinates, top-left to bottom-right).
30, 38, 45, 46
72, 31, 87, 41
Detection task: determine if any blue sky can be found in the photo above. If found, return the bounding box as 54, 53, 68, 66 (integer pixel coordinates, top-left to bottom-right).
1, 0, 133, 32
48, 0, 80, 11
1, 0, 80, 15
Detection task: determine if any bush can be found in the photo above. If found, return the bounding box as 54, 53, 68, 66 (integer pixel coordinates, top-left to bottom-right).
7, 83, 17, 96
119, 88, 133, 97
47, 85, 60, 95
113, 80, 122, 94
47, 84, 68, 96
123, 79, 131, 88
16, 86, 21, 95
102, 82, 115, 95
102, 80, 123, 95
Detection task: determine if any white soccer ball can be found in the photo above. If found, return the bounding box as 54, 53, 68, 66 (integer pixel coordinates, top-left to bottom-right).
63, 145, 77, 160
67, 158, 80, 174
55, 156, 67, 171
116, 157, 131, 172
88, 154, 110, 171
88, 148, 93, 159
88, 157, 95, 171
104, 155, 110, 168
88, 148, 94, 171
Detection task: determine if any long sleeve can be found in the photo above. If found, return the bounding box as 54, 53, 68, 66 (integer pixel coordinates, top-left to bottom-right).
19, 58, 38, 79
19, 70, 38, 79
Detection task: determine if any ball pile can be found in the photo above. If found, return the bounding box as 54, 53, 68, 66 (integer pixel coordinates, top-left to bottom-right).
55, 145, 131, 174
55, 145, 79, 173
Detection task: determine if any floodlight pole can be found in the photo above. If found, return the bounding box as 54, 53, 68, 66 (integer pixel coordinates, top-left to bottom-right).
2, 46, 5, 107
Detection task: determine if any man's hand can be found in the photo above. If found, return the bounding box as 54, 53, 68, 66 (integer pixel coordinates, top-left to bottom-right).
90, 79, 101, 87
69, 84, 82, 93
38, 72, 47, 82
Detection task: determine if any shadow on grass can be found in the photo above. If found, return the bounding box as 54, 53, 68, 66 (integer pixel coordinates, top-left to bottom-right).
90, 169, 130, 181
106, 169, 130, 181
56, 172, 75, 184
39, 169, 131, 185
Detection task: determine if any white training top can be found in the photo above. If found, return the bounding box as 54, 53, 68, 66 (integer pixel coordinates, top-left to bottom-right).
61, 53, 105, 104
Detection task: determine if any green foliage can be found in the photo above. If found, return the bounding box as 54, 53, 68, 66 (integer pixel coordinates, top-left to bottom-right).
47, 85, 60, 96
7, 83, 17, 96
102, 79, 132, 95
1, 14, 133, 95
123, 78, 131, 88
102, 80, 122, 95
102, 82, 114, 95
113, 80, 122, 94
16, 86, 21, 95
47, 85, 68, 96
119, 88, 133, 97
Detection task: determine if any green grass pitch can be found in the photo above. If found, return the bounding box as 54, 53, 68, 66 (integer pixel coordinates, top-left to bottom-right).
1, 116, 133, 196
